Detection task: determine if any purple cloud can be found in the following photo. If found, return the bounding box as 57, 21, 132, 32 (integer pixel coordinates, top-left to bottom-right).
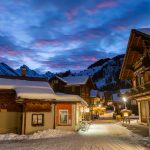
0, 0, 150, 73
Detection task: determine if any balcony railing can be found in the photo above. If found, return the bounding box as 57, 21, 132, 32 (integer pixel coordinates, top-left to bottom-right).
128, 81, 150, 97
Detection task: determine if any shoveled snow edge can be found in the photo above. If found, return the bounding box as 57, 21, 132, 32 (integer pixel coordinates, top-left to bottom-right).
0, 129, 74, 141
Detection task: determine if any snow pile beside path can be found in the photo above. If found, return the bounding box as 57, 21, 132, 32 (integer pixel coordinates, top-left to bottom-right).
117, 122, 150, 147
29, 129, 74, 139
0, 129, 74, 141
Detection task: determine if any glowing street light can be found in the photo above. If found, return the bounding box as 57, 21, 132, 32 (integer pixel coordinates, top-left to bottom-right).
123, 97, 127, 109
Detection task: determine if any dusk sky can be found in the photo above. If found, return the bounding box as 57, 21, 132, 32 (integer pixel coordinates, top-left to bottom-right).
0, 0, 150, 73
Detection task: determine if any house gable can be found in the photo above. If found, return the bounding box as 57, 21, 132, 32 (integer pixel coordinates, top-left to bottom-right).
120, 29, 150, 80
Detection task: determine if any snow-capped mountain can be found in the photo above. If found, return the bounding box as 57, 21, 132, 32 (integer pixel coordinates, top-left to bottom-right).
0, 63, 54, 79
0, 54, 130, 90
0, 63, 19, 76
67, 54, 130, 90
44, 71, 54, 79
16, 65, 54, 78
16, 65, 44, 78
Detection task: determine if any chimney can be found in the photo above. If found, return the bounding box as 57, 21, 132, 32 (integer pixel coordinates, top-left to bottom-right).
21, 66, 27, 77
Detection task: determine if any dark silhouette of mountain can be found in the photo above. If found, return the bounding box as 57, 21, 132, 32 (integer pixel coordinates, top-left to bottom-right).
0, 54, 130, 91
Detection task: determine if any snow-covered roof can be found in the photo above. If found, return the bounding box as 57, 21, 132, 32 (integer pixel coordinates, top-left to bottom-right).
90, 90, 98, 97
0, 77, 87, 105
55, 76, 67, 83
55, 93, 88, 105
136, 28, 150, 35
112, 93, 121, 102
0, 78, 56, 100
63, 76, 89, 86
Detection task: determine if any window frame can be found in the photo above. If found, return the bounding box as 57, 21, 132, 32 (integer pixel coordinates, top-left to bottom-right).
32, 114, 44, 126
53, 80, 58, 84
59, 109, 68, 125
72, 86, 75, 92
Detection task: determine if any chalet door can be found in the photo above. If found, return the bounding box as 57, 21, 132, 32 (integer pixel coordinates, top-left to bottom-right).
140, 101, 147, 123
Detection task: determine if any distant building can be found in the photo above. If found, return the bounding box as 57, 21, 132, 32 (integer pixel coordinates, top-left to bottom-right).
49, 75, 95, 105
49, 75, 97, 120
112, 93, 124, 114
90, 90, 105, 118
120, 28, 150, 125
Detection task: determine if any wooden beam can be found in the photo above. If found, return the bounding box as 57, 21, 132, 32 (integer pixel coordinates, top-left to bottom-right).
125, 64, 134, 71
130, 46, 143, 54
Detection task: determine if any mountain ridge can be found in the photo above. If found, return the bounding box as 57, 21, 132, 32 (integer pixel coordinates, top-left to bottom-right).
0, 54, 130, 90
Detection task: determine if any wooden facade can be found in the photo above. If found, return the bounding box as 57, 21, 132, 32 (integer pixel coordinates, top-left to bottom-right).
0, 90, 53, 134
0, 89, 22, 112
49, 76, 95, 105
0, 75, 87, 134
0, 89, 22, 134
23, 100, 52, 112
0, 76, 54, 134
120, 29, 150, 125
49, 76, 67, 93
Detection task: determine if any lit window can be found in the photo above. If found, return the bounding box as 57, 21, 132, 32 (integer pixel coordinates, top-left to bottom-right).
59, 110, 68, 124
131, 100, 137, 105
54, 80, 58, 84
72, 86, 75, 92
32, 114, 44, 126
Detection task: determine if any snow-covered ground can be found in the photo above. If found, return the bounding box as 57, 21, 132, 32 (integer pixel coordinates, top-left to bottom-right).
100, 111, 114, 118
0, 129, 74, 141
0, 123, 149, 150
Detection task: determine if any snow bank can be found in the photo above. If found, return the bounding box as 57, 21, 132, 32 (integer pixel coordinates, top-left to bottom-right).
0, 129, 74, 141
116, 122, 150, 147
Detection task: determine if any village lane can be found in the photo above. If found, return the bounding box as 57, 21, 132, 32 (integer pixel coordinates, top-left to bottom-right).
0, 122, 149, 150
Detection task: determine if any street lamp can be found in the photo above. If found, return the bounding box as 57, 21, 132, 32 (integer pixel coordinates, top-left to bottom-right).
123, 97, 127, 109
98, 104, 101, 107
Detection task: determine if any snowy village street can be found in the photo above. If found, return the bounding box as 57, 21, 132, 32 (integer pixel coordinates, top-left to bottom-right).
0, 122, 149, 150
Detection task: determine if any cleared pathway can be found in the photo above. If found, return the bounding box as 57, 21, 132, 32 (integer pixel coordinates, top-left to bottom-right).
0, 123, 149, 150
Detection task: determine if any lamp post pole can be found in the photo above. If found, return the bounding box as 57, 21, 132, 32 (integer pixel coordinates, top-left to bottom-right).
124, 102, 127, 109
123, 97, 127, 109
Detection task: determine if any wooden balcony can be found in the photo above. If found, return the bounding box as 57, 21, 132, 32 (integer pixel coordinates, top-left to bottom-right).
128, 81, 150, 98
133, 54, 150, 71
142, 55, 150, 68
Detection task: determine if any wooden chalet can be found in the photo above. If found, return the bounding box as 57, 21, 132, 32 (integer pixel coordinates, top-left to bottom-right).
90, 90, 105, 118
49, 76, 95, 105
49, 76, 96, 120
120, 28, 150, 125
49, 75, 67, 93
0, 75, 55, 134
0, 74, 87, 134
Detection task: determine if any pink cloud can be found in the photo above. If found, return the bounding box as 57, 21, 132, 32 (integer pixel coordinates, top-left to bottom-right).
66, 8, 78, 23
53, 64, 62, 68
113, 24, 130, 31
33, 39, 62, 47
0, 47, 18, 56
96, 1, 118, 8
75, 65, 81, 69
85, 7, 97, 14
85, 1, 118, 14
81, 56, 97, 61
114, 25, 127, 31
